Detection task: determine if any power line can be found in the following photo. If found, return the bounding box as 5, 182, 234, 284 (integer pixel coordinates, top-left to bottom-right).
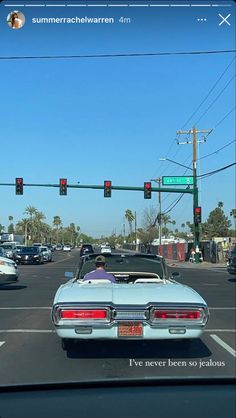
194, 74, 235, 125
0, 50, 235, 61
199, 139, 236, 161
197, 162, 236, 179
181, 56, 236, 129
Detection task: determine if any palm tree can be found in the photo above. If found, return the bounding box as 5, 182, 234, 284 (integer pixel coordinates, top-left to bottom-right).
53, 216, 62, 244
125, 209, 135, 234
0, 224, 5, 233
8, 215, 13, 224
181, 223, 185, 231
24, 205, 37, 221
218, 201, 224, 208
34, 211, 46, 242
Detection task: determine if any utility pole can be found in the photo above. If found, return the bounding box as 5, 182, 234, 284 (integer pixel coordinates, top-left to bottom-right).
176, 126, 212, 262
157, 177, 162, 245
134, 211, 138, 251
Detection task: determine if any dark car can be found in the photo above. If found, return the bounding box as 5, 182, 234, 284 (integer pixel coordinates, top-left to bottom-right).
15, 246, 44, 265
227, 244, 236, 275
79, 244, 94, 257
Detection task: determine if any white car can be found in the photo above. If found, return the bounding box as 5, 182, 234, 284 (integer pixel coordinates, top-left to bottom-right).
0, 255, 19, 285
100, 246, 111, 255
52, 253, 209, 350
63, 245, 71, 252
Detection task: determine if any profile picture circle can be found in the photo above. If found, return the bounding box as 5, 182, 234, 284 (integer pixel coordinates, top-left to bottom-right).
7, 11, 25, 29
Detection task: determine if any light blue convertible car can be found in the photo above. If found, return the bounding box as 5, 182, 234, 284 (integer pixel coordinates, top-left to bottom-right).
51, 253, 209, 350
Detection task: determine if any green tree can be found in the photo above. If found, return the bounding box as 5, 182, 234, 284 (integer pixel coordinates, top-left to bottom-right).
0, 224, 5, 233
125, 209, 135, 235
203, 202, 231, 239
53, 216, 62, 244
8, 223, 15, 234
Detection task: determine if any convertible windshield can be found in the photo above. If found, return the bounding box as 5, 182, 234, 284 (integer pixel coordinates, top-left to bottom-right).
78, 254, 165, 280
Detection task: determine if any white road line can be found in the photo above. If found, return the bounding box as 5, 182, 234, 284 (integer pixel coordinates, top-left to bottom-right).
209, 307, 236, 310
210, 334, 236, 357
205, 329, 236, 332
0, 330, 55, 333
0, 342, 5, 347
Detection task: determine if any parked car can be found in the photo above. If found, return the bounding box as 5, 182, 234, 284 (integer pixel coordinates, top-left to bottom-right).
0, 243, 17, 260
0, 254, 19, 285
80, 244, 94, 257
40, 246, 53, 262
15, 246, 44, 265
227, 244, 236, 275
52, 253, 209, 351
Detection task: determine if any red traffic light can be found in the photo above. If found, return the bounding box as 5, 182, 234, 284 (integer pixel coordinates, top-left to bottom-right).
144, 182, 152, 199
194, 206, 202, 223
15, 177, 23, 195
59, 178, 67, 195
60, 179, 67, 186
104, 180, 112, 198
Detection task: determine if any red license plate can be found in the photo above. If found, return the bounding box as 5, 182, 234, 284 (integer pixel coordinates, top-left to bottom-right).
118, 322, 143, 337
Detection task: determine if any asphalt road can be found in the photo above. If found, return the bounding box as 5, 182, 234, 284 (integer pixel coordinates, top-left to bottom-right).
0, 249, 235, 385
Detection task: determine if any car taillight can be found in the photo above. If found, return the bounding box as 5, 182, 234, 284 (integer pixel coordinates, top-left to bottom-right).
60, 309, 108, 320
153, 309, 202, 320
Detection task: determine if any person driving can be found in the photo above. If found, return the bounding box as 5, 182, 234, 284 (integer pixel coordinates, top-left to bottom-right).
83, 255, 116, 283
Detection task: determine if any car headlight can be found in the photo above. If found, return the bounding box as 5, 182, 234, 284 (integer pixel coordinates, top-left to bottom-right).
33, 255, 39, 258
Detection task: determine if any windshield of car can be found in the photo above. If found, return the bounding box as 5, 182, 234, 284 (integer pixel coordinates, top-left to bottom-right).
18, 247, 39, 254
78, 254, 165, 280
0, 0, 235, 390
0, 244, 14, 250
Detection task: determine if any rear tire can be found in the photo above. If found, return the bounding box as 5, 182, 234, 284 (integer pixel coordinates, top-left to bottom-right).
61, 338, 72, 351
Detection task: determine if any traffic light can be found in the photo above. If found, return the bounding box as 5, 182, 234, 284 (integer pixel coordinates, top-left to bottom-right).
59, 178, 67, 195
104, 180, 112, 198
144, 182, 152, 199
194, 206, 202, 223
15, 178, 23, 195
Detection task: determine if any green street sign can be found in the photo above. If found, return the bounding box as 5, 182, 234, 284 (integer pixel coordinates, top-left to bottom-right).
162, 176, 193, 186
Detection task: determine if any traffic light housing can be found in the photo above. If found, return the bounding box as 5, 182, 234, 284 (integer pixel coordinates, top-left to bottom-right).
15, 178, 23, 195
194, 206, 202, 223
104, 180, 112, 198
59, 178, 67, 195
144, 182, 152, 199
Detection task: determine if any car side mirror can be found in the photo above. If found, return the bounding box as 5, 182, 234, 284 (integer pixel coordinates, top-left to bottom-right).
65, 271, 74, 279
171, 272, 181, 280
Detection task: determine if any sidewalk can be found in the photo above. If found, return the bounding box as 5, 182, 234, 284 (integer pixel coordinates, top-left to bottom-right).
166, 259, 227, 269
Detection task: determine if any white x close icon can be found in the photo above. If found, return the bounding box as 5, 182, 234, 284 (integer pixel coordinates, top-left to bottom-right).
218, 14, 231, 26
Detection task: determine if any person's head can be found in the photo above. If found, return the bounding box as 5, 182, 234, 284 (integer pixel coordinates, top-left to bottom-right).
95, 255, 106, 269
11, 12, 18, 25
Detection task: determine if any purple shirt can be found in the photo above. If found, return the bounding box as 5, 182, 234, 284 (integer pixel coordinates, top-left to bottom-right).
84, 269, 116, 283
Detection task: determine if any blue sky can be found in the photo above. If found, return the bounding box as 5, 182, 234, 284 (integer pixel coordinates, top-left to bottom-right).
0, 0, 235, 237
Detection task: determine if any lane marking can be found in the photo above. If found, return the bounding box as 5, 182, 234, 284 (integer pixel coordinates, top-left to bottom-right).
0, 342, 5, 347
0, 307, 50, 310
205, 329, 236, 332
210, 334, 236, 357
209, 307, 236, 310
0, 330, 55, 333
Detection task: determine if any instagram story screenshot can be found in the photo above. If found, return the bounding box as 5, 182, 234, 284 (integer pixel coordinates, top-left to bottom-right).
0, 0, 235, 414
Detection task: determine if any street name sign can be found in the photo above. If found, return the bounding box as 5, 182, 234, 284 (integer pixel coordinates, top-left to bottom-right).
162, 176, 193, 186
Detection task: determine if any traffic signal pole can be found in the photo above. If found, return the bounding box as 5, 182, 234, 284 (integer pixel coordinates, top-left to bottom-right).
177, 126, 212, 262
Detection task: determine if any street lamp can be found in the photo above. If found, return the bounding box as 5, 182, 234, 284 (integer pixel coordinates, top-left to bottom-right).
159, 157, 193, 171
